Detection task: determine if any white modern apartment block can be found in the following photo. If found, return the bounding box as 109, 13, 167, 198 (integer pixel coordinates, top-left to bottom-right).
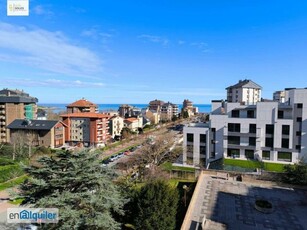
226, 79, 262, 104
183, 82, 307, 167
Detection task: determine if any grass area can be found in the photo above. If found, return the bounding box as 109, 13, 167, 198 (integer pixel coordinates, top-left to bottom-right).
0, 174, 28, 191
168, 178, 196, 188
8, 198, 24, 205
161, 162, 196, 172
224, 158, 286, 172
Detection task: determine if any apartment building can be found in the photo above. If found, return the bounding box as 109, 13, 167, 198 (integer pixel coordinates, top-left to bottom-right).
7, 119, 65, 148
61, 113, 110, 147
161, 102, 179, 121
124, 117, 143, 132
226, 79, 262, 104
183, 81, 307, 167
148, 99, 165, 113
182, 99, 198, 116
0, 89, 38, 143
66, 99, 98, 113
109, 115, 124, 139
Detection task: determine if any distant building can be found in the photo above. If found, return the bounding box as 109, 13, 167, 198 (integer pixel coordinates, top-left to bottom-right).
61, 113, 110, 147
148, 99, 165, 113
273, 90, 287, 103
37, 108, 47, 120
0, 88, 38, 143
161, 102, 179, 121
7, 119, 65, 148
109, 115, 124, 139
66, 99, 98, 113
118, 104, 133, 118
226, 79, 262, 104
182, 99, 198, 116
142, 108, 160, 125
124, 117, 143, 132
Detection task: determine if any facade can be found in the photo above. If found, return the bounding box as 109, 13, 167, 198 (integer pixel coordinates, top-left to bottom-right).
226, 79, 262, 104
273, 90, 287, 103
118, 104, 133, 117
66, 99, 98, 113
148, 99, 165, 113
142, 108, 160, 125
161, 102, 179, 121
0, 89, 38, 143
61, 113, 110, 147
124, 117, 143, 132
182, 99, 198, 116
183, 83, 307, 166
7, 119, 65, 148
109, 115, 124, 138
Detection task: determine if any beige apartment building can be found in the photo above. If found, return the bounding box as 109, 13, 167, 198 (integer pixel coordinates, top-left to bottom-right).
0, 89, 38, 143
109, 115, 124, 138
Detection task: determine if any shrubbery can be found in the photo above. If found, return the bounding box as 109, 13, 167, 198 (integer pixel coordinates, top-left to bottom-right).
0, 164, 24, 183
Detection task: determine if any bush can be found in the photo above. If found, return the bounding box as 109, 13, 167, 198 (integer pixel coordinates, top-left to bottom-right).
34, 146, 51, 155
283, 161, 307, 185
0, 157, 15, 166
0, 165, 24, 183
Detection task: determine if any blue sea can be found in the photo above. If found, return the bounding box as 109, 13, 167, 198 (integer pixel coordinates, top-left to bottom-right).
38, 103, 211, 114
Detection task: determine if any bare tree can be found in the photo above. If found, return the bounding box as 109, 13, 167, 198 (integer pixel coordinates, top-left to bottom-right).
10, 130, 27, 160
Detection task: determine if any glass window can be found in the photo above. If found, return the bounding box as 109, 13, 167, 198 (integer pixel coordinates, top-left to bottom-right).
231, 110, 240, 118
266, 125, 274, 135
282, 125, 290, 135
262, 151, 270, 160
249, 124, 256, 133
278, 110, 284, 119
277, 152, 292, 162
187, 133, 194, 142
297, 103, 303, 108
200, 134, 206, 143
297, 117, 302, 122
249, 137, 256, 146
245, 150, 254, 159
228, 136, 240, 145
265, 137, 274, 147
281, 138, 289, 148
228, 123, 241, 132
227, 149, 240, 158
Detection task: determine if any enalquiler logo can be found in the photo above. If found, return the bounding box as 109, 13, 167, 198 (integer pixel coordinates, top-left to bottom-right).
7, 208, 59, 224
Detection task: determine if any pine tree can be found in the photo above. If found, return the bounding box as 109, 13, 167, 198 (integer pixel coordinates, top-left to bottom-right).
20, 150, 127, 230
134, 180, 179, 230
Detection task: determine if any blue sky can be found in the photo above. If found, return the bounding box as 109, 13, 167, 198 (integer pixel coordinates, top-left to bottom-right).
1, 0, 307, 104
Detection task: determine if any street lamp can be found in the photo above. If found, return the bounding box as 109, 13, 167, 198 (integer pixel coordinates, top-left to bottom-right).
183, 185, 188, 207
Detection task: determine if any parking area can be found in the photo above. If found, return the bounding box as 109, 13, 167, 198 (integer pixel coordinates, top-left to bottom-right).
182, 173, 307, 230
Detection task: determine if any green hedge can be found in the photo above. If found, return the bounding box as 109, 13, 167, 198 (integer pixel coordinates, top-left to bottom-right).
0, 165, 24, 183
0, 157, 15, 166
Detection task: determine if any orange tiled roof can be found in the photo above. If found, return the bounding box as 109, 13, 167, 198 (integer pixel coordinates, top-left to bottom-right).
124, 117, 138, 123
60, 113, 110, 119
67, 99, 97, 108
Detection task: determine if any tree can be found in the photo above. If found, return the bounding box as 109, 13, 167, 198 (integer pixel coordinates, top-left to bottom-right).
283, 160, 307, 185
10, 130, 27, 160
121, 127, 132, 139
19, 150, 127, 230
134, 180, 178, 230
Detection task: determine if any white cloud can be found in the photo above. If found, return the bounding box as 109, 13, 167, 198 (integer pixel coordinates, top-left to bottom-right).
32, 5, 53, 16
1, 78, 105, 88
138, 34, 169, 46
0, 22, 103, 77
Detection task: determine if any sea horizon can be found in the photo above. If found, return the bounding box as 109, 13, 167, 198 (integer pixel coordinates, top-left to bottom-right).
38, 103, 211, 113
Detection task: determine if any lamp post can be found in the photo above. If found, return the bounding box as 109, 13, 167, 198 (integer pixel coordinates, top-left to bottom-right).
183, 185, 188, 207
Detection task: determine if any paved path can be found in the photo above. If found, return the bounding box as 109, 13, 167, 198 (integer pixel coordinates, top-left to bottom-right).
182, 174, 307, 230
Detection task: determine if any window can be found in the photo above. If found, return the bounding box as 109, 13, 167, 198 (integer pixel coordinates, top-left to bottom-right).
282, 125, 290, 135
249, 124, 256, 133
231, 110, 240, 118
296, 145, 301, 150
247, 110, 255, 118
228, 136, 240, 145
210, 152, 215, 159
262, 151, 270, 160
228, 123, 241, 132
200, 134, 206, 143
245, 150, 254, 159
297, 117, 302, 122
278, 110, 284, 119
187, 133, 194, 142
281, 138, 289, 148
227, 149, 240, 158
296, 131, 301, 136
265, 137, 274, 148
297, 103, 303, 108
277, 152, 292, 162
266, 125, 274, 135
200, 146, 206, 155
249, 137, 256, 146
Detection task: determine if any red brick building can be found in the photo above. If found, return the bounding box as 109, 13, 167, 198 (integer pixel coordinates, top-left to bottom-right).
66, 99, 98, 114
61, 113, 110, 147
